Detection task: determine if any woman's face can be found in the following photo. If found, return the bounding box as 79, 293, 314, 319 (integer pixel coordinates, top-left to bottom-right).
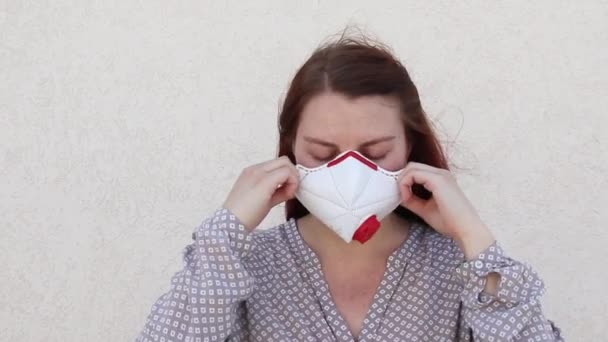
293, 91, 410, 171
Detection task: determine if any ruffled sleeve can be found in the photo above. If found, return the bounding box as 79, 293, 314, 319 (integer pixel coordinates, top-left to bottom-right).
135, 207, 257, 342
454, 241, 565, 341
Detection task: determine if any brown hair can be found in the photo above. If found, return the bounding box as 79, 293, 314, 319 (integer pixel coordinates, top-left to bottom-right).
277, 27, 450, 224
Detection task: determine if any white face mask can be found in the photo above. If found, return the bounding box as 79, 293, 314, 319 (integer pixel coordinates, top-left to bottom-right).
294, 150, 405, 244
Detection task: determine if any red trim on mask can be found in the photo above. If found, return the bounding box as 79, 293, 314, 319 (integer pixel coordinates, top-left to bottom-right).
327, 151, 378, 170
352, 215, 380, 244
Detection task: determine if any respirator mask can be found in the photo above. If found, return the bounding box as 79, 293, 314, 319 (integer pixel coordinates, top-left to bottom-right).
294, 150, 405, 243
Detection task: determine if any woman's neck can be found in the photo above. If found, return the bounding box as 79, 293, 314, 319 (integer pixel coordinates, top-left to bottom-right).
296, 212, 411, 263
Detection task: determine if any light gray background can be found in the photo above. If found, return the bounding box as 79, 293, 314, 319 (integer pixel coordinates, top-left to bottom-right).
1, 1, 606, 341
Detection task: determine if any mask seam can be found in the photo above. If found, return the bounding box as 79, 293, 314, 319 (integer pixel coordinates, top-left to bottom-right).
351, 170, 374, 209
328, 167, 352, 210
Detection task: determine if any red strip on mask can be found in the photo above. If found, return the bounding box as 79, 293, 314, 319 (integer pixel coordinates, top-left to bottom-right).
327, 151, 378, 170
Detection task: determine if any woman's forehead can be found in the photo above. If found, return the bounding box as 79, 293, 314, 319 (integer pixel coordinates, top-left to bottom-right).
298, 92, 402, 133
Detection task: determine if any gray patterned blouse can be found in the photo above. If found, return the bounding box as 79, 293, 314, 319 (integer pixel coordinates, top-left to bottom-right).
136, 207, 564, 341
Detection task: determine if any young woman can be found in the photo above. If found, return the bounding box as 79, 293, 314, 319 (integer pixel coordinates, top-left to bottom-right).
136, 32, 564, 341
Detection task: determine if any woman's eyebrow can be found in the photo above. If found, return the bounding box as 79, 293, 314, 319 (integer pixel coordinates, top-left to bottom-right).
303, 136, 395, 148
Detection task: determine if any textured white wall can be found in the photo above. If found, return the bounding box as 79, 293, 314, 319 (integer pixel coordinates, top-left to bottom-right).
1, 1, 606, 341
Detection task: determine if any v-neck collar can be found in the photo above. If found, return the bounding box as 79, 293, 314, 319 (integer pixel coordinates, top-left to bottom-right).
285, 217, 424, 342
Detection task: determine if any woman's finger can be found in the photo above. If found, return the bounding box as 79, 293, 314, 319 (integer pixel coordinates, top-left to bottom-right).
260, 165, 299, 206
401, 161, 448, 175
400, 183, 429, 216
270, 181, 298, 207
398, 166, 443, 193
244, 156, 298, 184
260, 155, 296, 173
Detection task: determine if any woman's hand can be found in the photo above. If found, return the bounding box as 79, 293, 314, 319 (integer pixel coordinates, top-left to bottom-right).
222, 156, 300, 233
397, 162, 496, 260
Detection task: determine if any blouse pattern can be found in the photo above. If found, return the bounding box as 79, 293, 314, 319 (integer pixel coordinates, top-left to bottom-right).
136, 207, 564, 341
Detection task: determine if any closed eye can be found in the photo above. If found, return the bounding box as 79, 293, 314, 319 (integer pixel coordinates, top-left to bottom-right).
311, 155, 332, 163
370, 154, 387, 161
